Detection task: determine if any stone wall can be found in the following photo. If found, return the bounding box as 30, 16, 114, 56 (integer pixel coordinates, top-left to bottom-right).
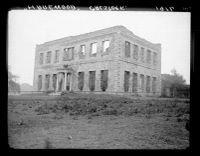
33, 26, 161, 96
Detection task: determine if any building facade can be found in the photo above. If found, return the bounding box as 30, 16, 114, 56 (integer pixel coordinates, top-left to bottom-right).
33, 26, 161, 96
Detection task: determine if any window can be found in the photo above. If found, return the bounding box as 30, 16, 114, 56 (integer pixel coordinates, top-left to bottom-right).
152, 77, 157, 94
63, 47, 74, 61
78, 72, 84, 91
52, 74, 57, 91
125, 41, 131, 57
45, 74, 50, 90
100, 70, 108, 91
90, 43, 97, 55
133, 44, 139, 60
89, 71, 96, 91
39, 53, 44, 65
146, 50, 151, 64
38, 75, 42, 91
46, 51, 52, 64
79, 45, 86, 59
140, 47, 145, 62
54, 50, 59, 63
124, 71, 130, 92
132, 73, 138, 93
66, 73, 72, 91
153, 52, 157, 65
63, 48, 68, 61
146, 76, 151, 93
140, 74, 145, 92
103, 40, 110, 53
80, 45, 86, 55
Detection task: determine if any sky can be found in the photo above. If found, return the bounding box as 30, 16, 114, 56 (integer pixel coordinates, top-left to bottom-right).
8, 10, 191, 85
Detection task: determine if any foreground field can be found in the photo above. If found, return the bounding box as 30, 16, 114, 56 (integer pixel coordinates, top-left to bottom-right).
8, 93, 189, 149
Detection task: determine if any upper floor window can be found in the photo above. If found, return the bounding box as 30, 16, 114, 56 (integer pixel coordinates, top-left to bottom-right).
140, 47, 145, 63
146, 49, 151, 64
90, 43, 97, 56
125, 41, 131, 57
54, 50, 59, 63
79, 45, 86, 59
46, 51, 52, 64
133, 44, 139, 60
80, 45, 86, 55
39, 53, 44, 65
103, 40, 110, 53
153, 52, 157, 65
63, 47, 74, 61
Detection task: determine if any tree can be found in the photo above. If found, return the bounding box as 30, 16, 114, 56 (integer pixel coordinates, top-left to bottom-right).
8, 66, 20, 93
162, 69, 187, 97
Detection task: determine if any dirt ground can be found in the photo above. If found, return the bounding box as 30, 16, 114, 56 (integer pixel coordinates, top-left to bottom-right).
8, 93, 189, 149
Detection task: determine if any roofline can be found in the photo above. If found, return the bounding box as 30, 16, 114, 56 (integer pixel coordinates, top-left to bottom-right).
37, 25, 160, 47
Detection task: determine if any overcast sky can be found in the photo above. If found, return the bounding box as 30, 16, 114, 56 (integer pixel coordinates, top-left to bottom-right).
8, 10, 190, 85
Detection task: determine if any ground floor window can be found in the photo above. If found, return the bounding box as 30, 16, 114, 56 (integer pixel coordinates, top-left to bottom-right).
132, 72, 138, 93
78, 72, 84, 91
45, 74, 50, 90
89, 71, 96, 91
58, 73, 64, 91
152, 77, 157, 94
38, 75, 42, 91
66, 73, 72, 91
146, 76, 151, 93
140, 74, 145, 92
52, 74, 57, 91
124, 71, 130, 92
100, 70, 108, 91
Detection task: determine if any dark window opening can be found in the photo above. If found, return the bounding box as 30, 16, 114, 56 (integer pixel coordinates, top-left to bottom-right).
45, 74, 50, 90
89, 71, 96, 91
100, 70, 108, 92
78, 72, 84, 91
39, 53, 44, 65
146, 76, 151, 93
125, 41, 131, 57
63, 47, 74, 61
38, 75, 42, 91
124, 71, 130, 92
132, 73, 138, 93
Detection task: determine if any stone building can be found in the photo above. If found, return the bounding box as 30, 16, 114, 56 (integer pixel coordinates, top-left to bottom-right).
33, 25, 161, 96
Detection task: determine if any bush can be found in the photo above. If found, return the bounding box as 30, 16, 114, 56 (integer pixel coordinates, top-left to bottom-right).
102, 109, 119, 115
35, 106, 49, 115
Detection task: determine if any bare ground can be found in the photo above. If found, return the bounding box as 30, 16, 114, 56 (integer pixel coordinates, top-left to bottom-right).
8, 93, 189, 149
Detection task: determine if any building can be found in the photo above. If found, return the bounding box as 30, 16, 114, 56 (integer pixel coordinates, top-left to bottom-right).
33, 25, 161, 96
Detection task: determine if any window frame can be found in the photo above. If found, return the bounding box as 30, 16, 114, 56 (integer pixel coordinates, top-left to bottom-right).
102, 40, 110, 53
54, 50, 60, 63
39, 53, 44, 65
63, 47, 74, 61
125, 41, 131, 58
90, 42, 97, 56
153, 52, 157, 66
46, 51, 52, 64
133, 44, 139, 60
140, 47, 145, 63
146, 49, 151, 64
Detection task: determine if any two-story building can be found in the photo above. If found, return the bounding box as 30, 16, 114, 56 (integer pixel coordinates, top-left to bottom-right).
33, 25, 161, 96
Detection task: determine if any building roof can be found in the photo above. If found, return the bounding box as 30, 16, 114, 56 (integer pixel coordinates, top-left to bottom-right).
37, 25, 160, 49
